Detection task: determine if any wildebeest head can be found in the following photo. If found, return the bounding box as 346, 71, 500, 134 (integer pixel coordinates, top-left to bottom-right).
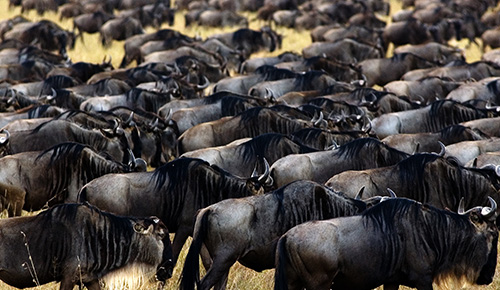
458, 197, 498, 285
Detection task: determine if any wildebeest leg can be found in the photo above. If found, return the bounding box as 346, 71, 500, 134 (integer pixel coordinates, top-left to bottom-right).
199, 255, 236, 290
172, 227, 192, 263
83, 280, 101, 290
59, 277, 76, 290
200, 244, 213, 271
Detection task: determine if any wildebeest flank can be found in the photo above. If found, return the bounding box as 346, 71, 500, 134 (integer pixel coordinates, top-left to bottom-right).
0, 202, 171, 290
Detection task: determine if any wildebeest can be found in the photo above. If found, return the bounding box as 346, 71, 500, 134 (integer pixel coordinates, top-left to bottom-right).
0, 142, 143, 216
171, 94, 269, 134
381, 124, 490, 155
212, 65, 298, 95
79, 87, 173, 113
0, 119, 130, 163
446, 77, 500, 105
326, 153, 500, 213
180, 133, 317, 178
269, 137, 410, 189
208, 26, 282, 58
177, 107, 317, 154
274, 197, 498, 290
197, 10, 248, 27
382, 17, 431, 48
180, 180, 375, 290
247, 70, 343, 99
383, 76, 462, 104
401, 61, 500, 82
357, 52, 438, 87
239, 51, 302, 74
393, 42, 465, 65
99, 16, 144, 47
72, 11, 115, 42
371, 100, 494, 139
290, 127, 372, 150
0, 202, 172, 290
78, 157, 270, 272
302, 38, 384, 64
444, 137, 500, 165
119, 29, 196, 68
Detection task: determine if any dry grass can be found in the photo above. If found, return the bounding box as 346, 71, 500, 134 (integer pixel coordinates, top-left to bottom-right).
0, 0, 498, 289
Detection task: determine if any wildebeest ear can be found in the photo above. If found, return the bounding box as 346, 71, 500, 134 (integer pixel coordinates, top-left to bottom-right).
133, 222, 146, 233
133, 221, 154, 234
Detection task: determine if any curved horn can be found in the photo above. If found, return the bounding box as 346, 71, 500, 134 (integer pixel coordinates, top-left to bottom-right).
196, 75, 210, 90
355, 186, 365, 200
257, 158, 270, 184
0, 130, 10, 144
481, 196, 497, 219
124, 112, 134, 125
458, 197, 466, 215
325, 139, 339, 150
127, 148, 137, 169
46, 88, 57, 101
386, 188, 397, 198
313, 111, 324, 127
150, 117, 159, 129
437, 141, 446, 157
164, 108, 173, 123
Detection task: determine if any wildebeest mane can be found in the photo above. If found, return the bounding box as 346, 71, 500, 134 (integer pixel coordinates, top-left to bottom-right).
35, 142, 127, 201
439, 125, 488, 143
27, 104, 53, 118
272, 181, 366, 230
427, 100, 489, 133
151, 157, 257, 230
362, 198, 490, 282
32, 120, 129, 163
237, 133, 317, 164
293, 71, 327, 91
125, 88, 171, 112
30, 203, 138, 275
396, 153, 498, 210
53, 110, 116, 130
236, 107, 309, 137
254, 65, 297, 81
220, 96, 263, 117
335, 137, 409, 167
291, 128, 368, 149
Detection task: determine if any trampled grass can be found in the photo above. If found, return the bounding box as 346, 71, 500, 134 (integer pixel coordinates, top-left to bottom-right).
0, 0, 497, 289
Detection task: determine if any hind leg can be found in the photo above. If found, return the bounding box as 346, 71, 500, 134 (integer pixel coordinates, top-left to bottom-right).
198, 253, 237, 290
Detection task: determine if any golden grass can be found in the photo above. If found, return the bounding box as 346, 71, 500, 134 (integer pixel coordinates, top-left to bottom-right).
0, 0, 497, 289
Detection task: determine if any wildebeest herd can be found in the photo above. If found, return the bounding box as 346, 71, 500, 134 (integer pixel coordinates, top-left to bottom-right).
2, 0, 500, 289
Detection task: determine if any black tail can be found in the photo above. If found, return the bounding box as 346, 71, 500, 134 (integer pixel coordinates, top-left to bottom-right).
179, 209, 211, 290
119, 54, 128, 69
274, 235, 289, 290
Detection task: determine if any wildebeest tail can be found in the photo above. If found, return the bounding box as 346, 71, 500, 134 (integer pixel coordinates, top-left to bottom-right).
179, 208, 210, 290
274, 235, 289, 290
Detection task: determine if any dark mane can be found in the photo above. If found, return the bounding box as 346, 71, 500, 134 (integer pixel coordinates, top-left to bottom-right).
335, 137, 409, 165
395, 153, 499, 210
32, 203, 136, 268
220, 96, 263, 117
254, 65, 297, 81
362, 198, 470, 233
151, 157, 257, 231
293, 71, 327, 91
237, 133, 317, 164
427, 100, 489, 132
236, 107, 308, 137
271, 181, 366, 230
